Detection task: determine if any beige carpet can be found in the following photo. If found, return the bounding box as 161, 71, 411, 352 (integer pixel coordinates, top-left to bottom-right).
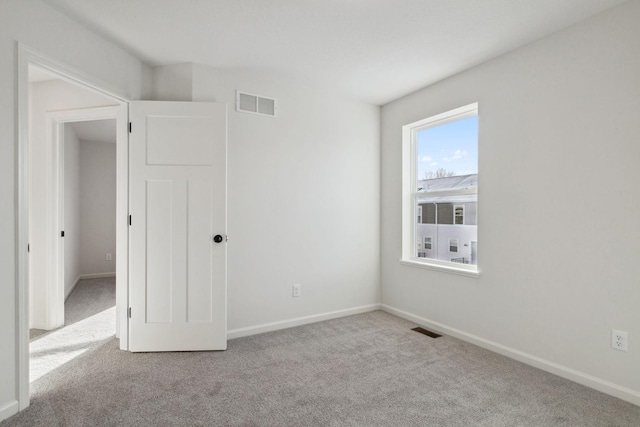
5, 290, 640, 426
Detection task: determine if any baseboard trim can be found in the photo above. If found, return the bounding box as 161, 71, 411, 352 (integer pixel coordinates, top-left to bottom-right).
227, 303, 381, 340
79, 272, 116, 280
0, 400, 19, 423
381, 304, 640, 407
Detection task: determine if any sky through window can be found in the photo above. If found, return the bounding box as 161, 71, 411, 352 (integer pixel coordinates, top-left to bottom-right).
416, 115, 478, 179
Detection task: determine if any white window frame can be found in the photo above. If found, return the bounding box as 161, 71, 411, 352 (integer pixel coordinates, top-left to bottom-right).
454, 204, 465, 225
417, 205, 422, 223
400, 102, 479, 277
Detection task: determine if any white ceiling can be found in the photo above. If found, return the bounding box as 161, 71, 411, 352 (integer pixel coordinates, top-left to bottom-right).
42, 0, 626, 105
68, 119, 117, 144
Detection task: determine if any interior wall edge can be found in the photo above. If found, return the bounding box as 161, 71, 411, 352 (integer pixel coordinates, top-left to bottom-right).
64, 275, 82, 302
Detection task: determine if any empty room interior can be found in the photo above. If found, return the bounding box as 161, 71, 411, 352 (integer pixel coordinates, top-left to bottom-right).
1, 0, 639, 425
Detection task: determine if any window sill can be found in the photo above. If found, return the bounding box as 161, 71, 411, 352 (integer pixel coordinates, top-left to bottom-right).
399, 259, 480, 278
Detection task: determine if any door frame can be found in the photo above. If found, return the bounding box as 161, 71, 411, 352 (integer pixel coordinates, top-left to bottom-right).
16, 43, 130, 410
46, 106, 124, 329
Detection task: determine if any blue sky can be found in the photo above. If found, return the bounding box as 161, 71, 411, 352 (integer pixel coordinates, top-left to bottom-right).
416, 115, 478, 179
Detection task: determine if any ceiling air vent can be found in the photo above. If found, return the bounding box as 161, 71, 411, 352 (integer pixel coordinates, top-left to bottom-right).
236, 91, 277, 117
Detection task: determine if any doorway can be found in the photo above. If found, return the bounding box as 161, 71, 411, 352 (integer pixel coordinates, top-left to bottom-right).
29, 116, 118, 382
17, 46, 130, 410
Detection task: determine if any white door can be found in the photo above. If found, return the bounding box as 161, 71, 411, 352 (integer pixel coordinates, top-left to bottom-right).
129, 101, 227, 352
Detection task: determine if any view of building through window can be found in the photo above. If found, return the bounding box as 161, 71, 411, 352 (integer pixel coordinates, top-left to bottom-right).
415, 114, 478, 265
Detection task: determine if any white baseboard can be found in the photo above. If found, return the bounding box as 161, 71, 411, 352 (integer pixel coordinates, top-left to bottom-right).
79, 272, 116, 280
227, 303, 381, 340
381, 304, 640, 407
0, 400, 19, 423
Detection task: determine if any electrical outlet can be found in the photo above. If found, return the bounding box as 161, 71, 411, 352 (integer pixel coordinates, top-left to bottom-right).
292, 284, 301, 297
611, 329, 628, 352
106, 253, 112, 261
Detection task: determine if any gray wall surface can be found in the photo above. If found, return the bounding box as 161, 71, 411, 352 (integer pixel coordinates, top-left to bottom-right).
381, 0, 640, 398
79, 140, 116, 275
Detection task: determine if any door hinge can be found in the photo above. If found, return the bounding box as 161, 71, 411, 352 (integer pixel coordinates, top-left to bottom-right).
129, 122, 132, 133
128, 307, 132, 318
27, 243, 30, 253
61, 231, 65, 237
129, 215, 132, 226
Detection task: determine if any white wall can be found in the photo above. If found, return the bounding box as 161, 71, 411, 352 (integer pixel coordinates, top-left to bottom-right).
381, 0, 640, 403
152, 63, 194, 102
63, 125, 81, 298
79, 140, 117, 276
151, 63, 382, 333
29, 80, 117, 329
0, 0, 147, 419
62, 128, 117, 301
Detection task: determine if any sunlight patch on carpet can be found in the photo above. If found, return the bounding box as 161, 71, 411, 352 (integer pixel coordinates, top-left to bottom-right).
30, 306, 116, 383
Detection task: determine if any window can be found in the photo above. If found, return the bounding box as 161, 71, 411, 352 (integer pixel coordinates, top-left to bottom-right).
424, 236, 432, 250
401, 103, 478, 275
454, 205, 464, 225
424, 203, 436, 224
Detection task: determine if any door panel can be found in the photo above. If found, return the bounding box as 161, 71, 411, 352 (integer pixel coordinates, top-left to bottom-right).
145, 179, 173, 324
187, 179, 213, 323
146, 115, 214, 165
129, 101, 226, 352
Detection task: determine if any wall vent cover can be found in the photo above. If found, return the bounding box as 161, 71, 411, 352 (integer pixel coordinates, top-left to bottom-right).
236, 91, 277, 117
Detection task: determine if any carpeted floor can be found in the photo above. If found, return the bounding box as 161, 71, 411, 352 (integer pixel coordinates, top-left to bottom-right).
29, 276, 116, 340
29, 277, 116, 383
5, 294, 640, 426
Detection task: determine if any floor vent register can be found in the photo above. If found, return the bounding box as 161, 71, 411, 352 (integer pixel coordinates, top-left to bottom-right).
411, 327, 442, 338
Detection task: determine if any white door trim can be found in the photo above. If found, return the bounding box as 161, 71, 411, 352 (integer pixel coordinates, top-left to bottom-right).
16, 43, 131, 411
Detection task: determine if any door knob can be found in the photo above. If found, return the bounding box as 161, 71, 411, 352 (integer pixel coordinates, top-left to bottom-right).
213, 234, 224, 243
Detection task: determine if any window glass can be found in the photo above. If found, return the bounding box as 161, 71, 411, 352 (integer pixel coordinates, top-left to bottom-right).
404, 103, 478, 271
